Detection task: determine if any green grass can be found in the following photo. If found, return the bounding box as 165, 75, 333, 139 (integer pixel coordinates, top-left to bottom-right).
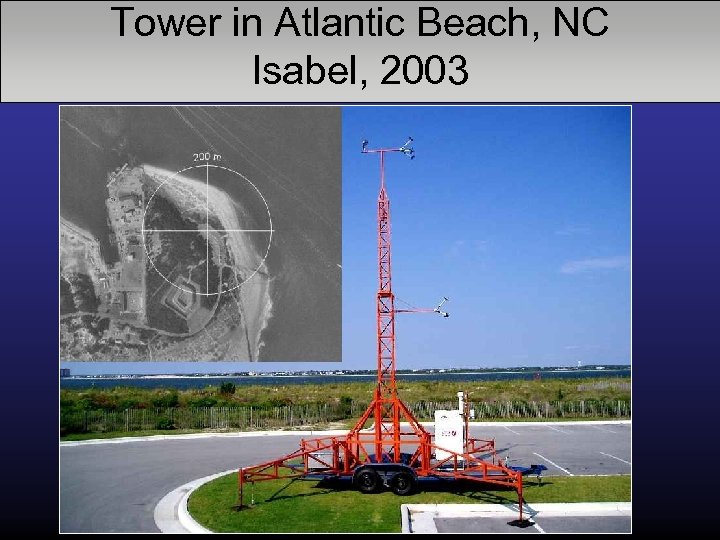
61, 377, 631, 411
188, 473, 631, 533
60, 429, 205, 441
60, 423, 349, 442
61, 377, 630, 438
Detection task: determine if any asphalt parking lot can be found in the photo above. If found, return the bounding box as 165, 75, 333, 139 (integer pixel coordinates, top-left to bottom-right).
61, 421, 631, 532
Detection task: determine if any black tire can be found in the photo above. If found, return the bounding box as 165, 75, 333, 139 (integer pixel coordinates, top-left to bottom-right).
355, 468, 380, 494
391, 472, 415, 496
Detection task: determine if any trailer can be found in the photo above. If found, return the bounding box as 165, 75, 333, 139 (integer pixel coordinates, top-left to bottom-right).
237, 138, 544, 523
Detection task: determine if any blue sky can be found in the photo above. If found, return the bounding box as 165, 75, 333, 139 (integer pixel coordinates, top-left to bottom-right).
64, 106, 630, 375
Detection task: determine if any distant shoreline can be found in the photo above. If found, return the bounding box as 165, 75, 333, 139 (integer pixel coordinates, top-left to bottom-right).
62, 367, 630, 380
60, 368, 631, 390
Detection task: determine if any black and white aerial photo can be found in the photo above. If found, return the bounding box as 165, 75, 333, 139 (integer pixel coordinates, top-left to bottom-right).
60, 106, 341, 361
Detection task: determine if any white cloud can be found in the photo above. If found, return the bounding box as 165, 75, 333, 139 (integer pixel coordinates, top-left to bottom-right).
449, 239, 490, 258
449, 240, 466, 256
555, 225, 591, 236
560, 255, 630, 274
475, 239, 490, 252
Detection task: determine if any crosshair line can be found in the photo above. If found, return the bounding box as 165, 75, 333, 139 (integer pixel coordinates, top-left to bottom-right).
141, 163, 273, 298
143, 229, 274, 233
206, 163, 209, 294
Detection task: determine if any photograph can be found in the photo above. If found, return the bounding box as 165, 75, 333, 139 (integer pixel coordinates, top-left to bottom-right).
61, 105, 631, 534
60, 106, 342, 362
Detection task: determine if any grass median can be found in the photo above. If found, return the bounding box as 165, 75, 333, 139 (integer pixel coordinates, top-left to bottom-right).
188, 473, 631, 533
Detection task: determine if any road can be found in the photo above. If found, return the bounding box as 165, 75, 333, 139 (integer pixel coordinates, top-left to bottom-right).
60, 422, 630, 533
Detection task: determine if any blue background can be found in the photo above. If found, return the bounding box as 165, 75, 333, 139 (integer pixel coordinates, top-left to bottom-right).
1, 103, 718, 531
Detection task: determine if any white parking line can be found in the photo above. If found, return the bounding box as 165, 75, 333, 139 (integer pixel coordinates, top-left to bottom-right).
533, 452, 575, 476
599, 451, 631, 466
546, 425, 570, 434
591, 425, 617, 434
532, 520, 547, 534
504, 425, 521, 435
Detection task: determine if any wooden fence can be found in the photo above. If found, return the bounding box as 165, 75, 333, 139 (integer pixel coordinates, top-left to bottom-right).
61, 399, 630, 435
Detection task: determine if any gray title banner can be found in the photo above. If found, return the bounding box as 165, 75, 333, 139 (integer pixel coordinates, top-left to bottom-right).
1, 1, 718, 102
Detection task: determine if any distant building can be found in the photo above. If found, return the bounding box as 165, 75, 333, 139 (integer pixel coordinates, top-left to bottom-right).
124, 291, 143, 313
60, 368, 71, 378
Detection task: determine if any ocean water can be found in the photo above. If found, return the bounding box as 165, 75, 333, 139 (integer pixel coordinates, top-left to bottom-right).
60, 368, 631, 390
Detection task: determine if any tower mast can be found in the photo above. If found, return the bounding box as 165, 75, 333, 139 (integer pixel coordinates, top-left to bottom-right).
348, 138, 428, 462
238, 136, 529, 523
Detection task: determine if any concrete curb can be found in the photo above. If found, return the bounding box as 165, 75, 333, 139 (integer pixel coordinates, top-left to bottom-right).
467, 420, 631, 427
154, 469, 237, 534
61, 420, 630, 447
400, 502, 632, 533
61, 429, 349, 447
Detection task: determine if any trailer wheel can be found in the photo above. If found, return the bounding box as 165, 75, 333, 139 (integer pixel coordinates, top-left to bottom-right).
355, 468, 380, 494
391, 472, 415, 496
